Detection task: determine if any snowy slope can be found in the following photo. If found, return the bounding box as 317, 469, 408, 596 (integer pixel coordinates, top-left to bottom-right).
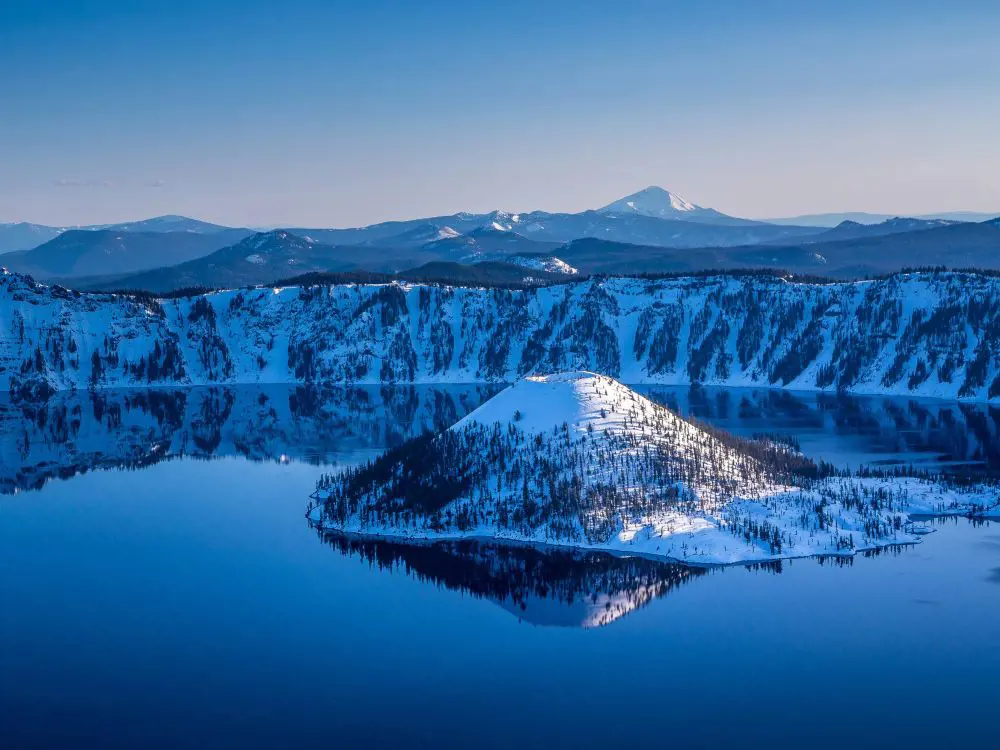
4, 268, 1000, 402
312, 373, 1000, 564
503, 255, 578, 275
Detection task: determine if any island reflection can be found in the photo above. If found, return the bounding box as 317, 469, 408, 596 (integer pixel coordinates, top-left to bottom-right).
316, 533, 915, 627
319, 533, 710, 628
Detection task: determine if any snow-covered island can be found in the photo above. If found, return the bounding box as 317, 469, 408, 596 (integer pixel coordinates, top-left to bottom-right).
310, 372, 1000, 565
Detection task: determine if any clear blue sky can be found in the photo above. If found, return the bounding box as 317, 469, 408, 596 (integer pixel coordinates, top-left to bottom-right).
2, 0, 998, 226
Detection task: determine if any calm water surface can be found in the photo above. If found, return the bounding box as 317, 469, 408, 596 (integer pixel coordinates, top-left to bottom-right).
2, 385, 999, 749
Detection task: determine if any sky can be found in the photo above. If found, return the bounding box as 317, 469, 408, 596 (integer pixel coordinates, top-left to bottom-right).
2, 0, 999, 227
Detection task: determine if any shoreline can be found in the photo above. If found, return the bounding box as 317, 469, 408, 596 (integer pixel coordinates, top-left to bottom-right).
307, 501, 1000, 569
6, 379, 1000, 407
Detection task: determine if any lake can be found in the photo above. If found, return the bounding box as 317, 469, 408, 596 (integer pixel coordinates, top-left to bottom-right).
3, 385, 999, 749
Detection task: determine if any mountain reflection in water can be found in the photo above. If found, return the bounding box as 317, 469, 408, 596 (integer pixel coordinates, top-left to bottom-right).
643, 385, 1000, 478
0, 384, 503, 494
3, 383, 999, 497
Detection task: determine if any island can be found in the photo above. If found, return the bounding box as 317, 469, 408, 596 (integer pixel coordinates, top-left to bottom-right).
309, 372, 1000, 565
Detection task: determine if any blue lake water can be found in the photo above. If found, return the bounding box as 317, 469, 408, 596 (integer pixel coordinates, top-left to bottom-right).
2, 385, 999, 749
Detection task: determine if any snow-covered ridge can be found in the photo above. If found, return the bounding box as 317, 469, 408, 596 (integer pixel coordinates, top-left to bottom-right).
312, 373, 1000, 565
504, 254, 578, 275
3, 268, 1000, 402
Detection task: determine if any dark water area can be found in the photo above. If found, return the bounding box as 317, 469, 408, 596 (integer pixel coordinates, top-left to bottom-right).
642, 384, 1000, 477
3, 385, 1000, 749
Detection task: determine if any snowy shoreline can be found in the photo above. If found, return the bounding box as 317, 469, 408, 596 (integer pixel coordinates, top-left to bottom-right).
309, 481, 1000, 568
308, 513, 921, 569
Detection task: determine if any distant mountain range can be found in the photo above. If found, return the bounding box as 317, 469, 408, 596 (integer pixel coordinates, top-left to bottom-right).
91, 231, 355, 291
0, 222, 66, 253
0, 214, 238, 254
765, 211, 999, 227
4, 187, 999, 289
1, 228, 252, 281
76, 230, 575, 292
286, 206, 819, 249
75, 216, 998, 292
794, 217, 959, 243
736, 219, 1000, 278
543, 218, 1000, 278
85, 214, 236, 234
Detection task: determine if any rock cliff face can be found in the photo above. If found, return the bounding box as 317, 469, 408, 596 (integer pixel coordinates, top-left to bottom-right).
3, 268, 1000, 401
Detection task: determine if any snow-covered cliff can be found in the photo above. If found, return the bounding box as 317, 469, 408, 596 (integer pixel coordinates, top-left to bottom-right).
3, 268, 1000, 401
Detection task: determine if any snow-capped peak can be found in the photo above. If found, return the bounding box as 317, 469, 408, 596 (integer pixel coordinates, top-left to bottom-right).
597, 186, 728, 222
452, 371, 700, 442
645, 186, 695, 212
